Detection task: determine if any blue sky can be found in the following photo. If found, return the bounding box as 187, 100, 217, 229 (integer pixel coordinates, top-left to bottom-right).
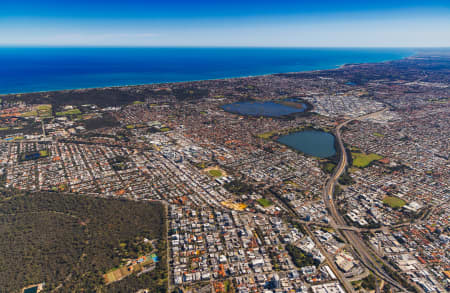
1, 0, 450, 47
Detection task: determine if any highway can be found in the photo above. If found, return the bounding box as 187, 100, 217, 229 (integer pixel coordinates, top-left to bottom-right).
322, 108, 408, 291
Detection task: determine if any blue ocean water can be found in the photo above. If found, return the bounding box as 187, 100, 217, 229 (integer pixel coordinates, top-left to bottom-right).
0, 47, 413, 94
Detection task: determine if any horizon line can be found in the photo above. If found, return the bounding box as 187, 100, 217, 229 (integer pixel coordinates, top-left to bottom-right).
1, 45, 450, 49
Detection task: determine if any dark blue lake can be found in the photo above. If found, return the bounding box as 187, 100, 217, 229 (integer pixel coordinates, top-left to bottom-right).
222, 101, 306, 117
23, 287, 38, 293
0, 47, 413, 94
277, 130, 336, 158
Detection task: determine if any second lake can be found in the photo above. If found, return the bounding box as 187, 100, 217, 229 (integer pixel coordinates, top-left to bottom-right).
277, 130, 336, 158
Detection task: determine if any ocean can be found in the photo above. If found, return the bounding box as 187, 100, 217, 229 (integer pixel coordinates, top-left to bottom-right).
0, 47, 414, 94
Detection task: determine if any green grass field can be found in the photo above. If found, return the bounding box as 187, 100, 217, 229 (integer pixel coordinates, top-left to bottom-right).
36, 104, 52, 111
37, 104, 53, 117
257, 131, 277, 139
56, 108, 81, 116
208, 169, 223, 177
21, 110, 38, 117
351, 152, 383, 168
257, 198, 273, 207
383, 196, 406, 208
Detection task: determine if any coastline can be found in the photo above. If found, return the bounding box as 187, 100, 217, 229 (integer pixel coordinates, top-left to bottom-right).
0, 49, 415, 96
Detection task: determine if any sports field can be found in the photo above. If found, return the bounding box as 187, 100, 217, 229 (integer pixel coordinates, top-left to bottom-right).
208, 169, 223, 177
351, 152, 382, 168
257, 198, 273, 207
383, 196, 406, 208
204, 166, 227, 178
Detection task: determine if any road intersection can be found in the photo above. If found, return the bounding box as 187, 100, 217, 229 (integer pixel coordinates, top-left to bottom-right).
322, 108, 409, 291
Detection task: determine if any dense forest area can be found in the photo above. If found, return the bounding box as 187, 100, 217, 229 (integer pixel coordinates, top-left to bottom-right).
0, 190, 167, 292
223, 180, 256, 195
285, 244, 319, 268
80, 113, 121, 130
2, 83, 209, 108
3, 87, 155, 107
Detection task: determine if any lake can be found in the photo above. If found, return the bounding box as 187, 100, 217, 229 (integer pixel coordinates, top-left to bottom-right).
23, 286, 38, 293
277, 130, 336, 158
222, 101, 306, 117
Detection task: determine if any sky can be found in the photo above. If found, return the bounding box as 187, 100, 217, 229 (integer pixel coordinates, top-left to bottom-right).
1, 0, 450, 47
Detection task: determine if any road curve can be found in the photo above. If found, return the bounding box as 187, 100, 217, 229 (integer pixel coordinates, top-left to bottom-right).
323, 108, 407, 291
